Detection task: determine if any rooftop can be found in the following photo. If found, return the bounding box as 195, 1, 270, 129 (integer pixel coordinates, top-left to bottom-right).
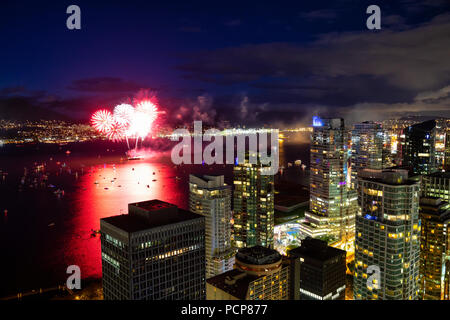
359, 169, 418, 186
426, 171, 450, 179
101, 199, 203, 233
409, 119, 436, 132
207, 269, 257, 300
289, 237, 345, 261
189, 174, 228, 189
235, 246, 281, 265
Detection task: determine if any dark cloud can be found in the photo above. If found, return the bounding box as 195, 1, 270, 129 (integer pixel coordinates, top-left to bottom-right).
0, 95, 69, 121
177, 13, 450, 110
68, 77, 148, 93
299, 9, 337, 21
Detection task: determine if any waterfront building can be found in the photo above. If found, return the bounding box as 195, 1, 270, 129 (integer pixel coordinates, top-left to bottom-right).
299, 117, 357, 248
233, 156, 275, 249
419, 197, 450, 300
100, 200, 206, 300
189, 175, 235, 279
354, 169, 421, 300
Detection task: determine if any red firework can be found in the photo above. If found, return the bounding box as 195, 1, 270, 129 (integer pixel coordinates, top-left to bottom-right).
105, 121, 126, 142
91, 109, 114, 133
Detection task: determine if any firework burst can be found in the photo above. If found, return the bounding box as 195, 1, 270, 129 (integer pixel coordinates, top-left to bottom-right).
105, 121, 126, 142
91, 109, 114, 133
90, 99, 160, 151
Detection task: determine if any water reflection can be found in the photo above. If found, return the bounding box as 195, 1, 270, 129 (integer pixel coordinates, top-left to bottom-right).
64, 159, 185, 280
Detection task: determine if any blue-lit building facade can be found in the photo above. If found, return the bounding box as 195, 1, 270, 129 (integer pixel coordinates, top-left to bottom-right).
300, 117, 357, 249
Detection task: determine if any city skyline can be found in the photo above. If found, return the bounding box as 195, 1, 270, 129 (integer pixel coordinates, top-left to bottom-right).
1, 1, 449, 128
1, 0, 450, 306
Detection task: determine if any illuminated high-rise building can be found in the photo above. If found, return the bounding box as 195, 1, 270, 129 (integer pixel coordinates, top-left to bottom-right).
445, 132, 450, 171
354, 170, 420, 300
100, 200, 206, 300
419, 197, 450, 300
435, 120, 447, 170
299, 117, 357, 248
422, 172, 450, 202
189, 175, 235, 279
382, 119, 418, 167
351, 121, 383, 189
233, 156, 274, 249
206, 246, 290, 300
403, 120, 437, 175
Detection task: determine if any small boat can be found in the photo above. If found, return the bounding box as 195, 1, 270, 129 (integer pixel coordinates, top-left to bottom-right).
152, 179, 157, 182
104, 187, 109, 190
48, 223, 55, 227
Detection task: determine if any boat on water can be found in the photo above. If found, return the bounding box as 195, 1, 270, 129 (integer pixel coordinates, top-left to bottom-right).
128, 156, 144, 160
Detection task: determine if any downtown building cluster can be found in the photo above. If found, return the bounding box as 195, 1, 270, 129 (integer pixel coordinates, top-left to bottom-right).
99, 116, 450, 300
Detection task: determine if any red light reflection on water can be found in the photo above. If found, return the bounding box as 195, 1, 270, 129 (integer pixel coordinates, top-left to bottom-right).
64, 160, 186, 280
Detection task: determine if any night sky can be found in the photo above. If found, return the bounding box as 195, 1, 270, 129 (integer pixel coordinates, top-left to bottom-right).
1, 0, 449, 126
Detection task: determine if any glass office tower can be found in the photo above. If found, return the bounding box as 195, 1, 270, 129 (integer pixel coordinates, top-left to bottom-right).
189, 174, 235, 278
354, 170, 420, 300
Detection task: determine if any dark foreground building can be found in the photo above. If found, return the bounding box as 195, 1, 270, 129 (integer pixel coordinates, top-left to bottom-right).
403, 120, 436, 175
288, 237, 346, 300
100, 200, 206, 300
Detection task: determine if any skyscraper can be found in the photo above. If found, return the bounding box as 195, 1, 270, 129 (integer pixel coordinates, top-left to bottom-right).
351, 121, 383, 189
288, 237, 346, 300
189, 175, 235, 279
422, 171, 450, 202
419, 197, 450, 300
403, 120, 437, 175
233, 155, 275, 249
354, 170, 420, 300
435, 120, 447, 170
100, 200, 206, 300
206, 246, 290, 300
300, 117, 357, 248
445, 132, 450, 171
